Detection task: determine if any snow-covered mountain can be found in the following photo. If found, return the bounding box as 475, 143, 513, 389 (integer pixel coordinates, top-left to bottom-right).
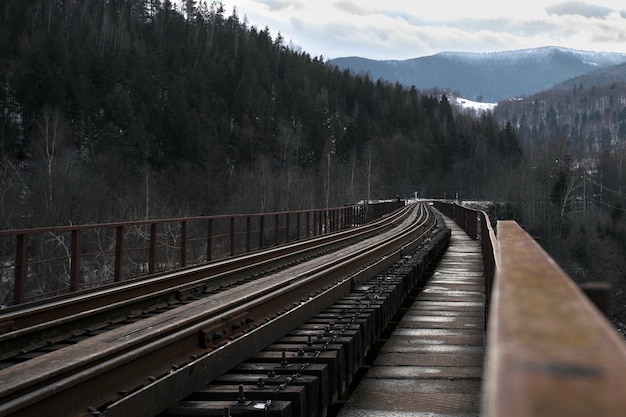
329, 47, 626, 102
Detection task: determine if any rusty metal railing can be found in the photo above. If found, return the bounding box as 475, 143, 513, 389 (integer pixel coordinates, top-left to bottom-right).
0, 201, 400, 306
432, 201, 495, 288
484, 221, 626, 417
433, 200, 626, 417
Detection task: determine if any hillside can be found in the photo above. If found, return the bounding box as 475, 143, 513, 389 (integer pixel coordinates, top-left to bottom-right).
2, 0, 626, 333
493, 68, 626, 154
554, 61, 626, 91
0, 0, 521, 229
330, 47, 626, 102
491, 63, 626, 327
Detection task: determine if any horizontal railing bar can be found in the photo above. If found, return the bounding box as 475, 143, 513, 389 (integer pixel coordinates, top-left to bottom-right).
482, 220, 626, 417
0, 202, 401, 306
0, 205, 374, 236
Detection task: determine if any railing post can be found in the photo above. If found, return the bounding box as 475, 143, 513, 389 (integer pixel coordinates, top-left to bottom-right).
318, 210, 322, 235
115, 225, 124, 282
180, 220, 188, 267
149, 223, 157, 273
274, 214, 279, 245
285, 213, 290, 243
246, 216, 251, 252
70, 229, 80, 293
296, 212, 301, 240
230, 217, 236, 257
329, 209, 333, 232
306, 211, 311, 237
259, 216, 265, 249
14, 233, 28, 305
207, 219, 213, 262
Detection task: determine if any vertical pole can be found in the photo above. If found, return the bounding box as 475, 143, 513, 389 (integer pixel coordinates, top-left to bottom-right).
230, 217, 236, 257
207, 219, 213, 262
14, 233, 28, 305
296, 212, 301, 240
149, 223, 157, 273
318, 211, 323, 235
70, 229, 80, 292
285, 213, 290, 243
115, 225, 124, 282
274, 214, 279, 246
259, 216, 265, 249
180, 220, 188, 267
246, 216, 251, 252
306, 211, 311, 237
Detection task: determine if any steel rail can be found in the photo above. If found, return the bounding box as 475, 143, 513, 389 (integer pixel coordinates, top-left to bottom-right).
0, 203, 437, 417
0, 205, 413, 360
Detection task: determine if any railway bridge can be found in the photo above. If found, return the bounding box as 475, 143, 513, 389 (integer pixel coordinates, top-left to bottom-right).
0, 201, 625, 416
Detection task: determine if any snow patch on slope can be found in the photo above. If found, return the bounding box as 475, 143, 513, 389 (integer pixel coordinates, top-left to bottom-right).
452, 96, 497, 113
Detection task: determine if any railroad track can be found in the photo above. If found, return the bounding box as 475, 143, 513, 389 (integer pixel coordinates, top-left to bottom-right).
0, 202, 447, 417
0, 204, 412, 362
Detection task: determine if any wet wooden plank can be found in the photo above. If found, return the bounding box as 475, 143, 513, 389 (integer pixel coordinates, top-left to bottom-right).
338, 216, 485, 416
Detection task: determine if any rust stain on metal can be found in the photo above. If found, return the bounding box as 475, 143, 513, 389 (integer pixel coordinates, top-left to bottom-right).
483, 221, 626, 417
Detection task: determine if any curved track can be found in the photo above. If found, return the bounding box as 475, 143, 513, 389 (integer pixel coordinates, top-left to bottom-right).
0, 204, 414, 362
0, 203, 441, 417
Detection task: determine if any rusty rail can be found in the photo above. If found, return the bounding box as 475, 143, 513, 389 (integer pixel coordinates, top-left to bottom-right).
433, 200, 626, 416
0, 202, 399, 307
0, 203, 434, 417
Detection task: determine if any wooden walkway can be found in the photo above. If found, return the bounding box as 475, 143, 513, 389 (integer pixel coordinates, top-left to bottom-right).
338, 216, 486, 416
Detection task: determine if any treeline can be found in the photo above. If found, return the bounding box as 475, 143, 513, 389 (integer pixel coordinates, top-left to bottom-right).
493, 74, 626, 240
492, 72, 626, 321
0, 0, 522, 228
495, 81, 626, 152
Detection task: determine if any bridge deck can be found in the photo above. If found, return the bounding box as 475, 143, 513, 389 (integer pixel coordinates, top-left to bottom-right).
338, 216, 485, 416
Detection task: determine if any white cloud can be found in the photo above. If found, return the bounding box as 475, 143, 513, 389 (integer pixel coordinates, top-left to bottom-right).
178, 1, 626, 59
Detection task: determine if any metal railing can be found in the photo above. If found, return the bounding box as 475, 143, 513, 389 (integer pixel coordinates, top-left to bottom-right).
434, 200, 626, 417
432, 201, 496, 292
0, 201, 400, 306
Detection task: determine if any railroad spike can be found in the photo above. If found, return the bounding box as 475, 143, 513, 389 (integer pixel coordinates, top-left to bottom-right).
237, 384, 246, 404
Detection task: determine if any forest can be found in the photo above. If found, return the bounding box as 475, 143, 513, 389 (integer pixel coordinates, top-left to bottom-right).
492, 74, 626, 328
0, 0, 522, 231
2, 0, 626, 327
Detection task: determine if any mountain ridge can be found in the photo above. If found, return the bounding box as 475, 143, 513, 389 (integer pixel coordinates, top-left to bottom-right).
329, 46, 626, 102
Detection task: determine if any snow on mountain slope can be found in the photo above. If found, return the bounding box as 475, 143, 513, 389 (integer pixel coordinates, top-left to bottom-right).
330, 47, 626, 102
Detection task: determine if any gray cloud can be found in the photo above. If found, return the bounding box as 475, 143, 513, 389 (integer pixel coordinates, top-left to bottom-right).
546, 1, 614, 18
334, 0, 373, 16
256, 0, 305, 12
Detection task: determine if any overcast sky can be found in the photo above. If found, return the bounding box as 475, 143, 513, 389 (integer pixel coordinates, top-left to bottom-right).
193, 0, 626, 60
